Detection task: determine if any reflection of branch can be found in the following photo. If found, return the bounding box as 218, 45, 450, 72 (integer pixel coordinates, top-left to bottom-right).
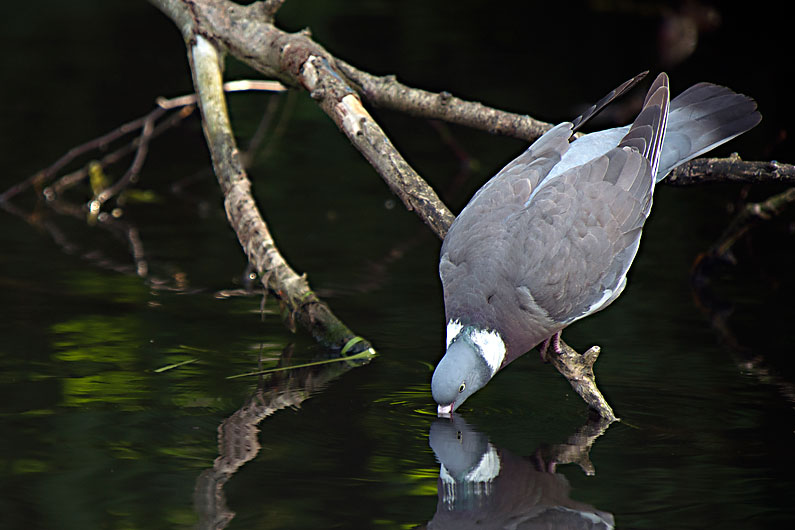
691, 266, 795, 409
703, 186, 795, 260
1, 196, 192, 287
691, 192, 795, 410
541, 414, 614, 476
194, 344, 372, 529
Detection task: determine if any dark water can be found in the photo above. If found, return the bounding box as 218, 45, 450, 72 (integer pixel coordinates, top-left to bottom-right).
2, 1, 793, 529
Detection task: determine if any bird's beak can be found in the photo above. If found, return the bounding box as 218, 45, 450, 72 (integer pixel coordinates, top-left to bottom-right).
437, 403, 454, 416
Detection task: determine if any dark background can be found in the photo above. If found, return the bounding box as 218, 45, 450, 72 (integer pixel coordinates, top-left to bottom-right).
1, 1, 793, 529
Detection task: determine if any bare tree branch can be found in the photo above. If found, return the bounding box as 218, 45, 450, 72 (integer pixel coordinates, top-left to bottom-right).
1, 108, 167, 203
299, 54, 455, 239
336, 59, 553, 142
545, 342, 617, 422
188, 33, 371, 352
44, 106, 193, 201
668, 154, 795, 186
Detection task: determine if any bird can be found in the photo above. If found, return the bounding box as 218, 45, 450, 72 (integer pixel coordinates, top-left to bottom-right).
432, 72, 761, 414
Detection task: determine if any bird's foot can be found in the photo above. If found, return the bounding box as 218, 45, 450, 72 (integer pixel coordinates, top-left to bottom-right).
539, 331, 563, 363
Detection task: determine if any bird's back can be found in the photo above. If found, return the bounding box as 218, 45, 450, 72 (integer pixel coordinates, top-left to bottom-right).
441, 74, 671, 361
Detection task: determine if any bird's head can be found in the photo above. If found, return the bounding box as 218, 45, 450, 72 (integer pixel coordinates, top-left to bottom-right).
432, 326, 504, 414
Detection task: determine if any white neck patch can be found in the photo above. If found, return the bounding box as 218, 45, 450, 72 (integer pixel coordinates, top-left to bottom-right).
446, 319, 506, 375
445, 319, 463, 348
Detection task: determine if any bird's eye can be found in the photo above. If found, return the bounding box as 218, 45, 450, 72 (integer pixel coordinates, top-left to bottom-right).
458, 382, 466, 393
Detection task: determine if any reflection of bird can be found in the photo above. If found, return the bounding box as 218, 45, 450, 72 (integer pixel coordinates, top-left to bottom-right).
428, 415, 614, 529
432, 72, 761, 413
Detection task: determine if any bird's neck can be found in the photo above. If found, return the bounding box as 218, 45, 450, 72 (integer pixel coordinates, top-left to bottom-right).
446, 319, 507, 375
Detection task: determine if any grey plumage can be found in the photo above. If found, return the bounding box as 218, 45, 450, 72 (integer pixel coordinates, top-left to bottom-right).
433, 72, 761, 413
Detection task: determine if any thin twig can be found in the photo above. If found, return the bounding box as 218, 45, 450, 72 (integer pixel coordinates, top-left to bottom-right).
44, 106, 194, 200
0, 80, 287, 205
1, 113, 154, 202
93, 107, 164, 207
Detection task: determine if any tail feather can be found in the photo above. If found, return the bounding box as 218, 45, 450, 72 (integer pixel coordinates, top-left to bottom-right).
619, 73, 670, 179
656, 83, 761, 180
571, 71, 648, 134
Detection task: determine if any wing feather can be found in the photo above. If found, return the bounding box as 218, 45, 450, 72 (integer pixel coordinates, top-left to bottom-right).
513, 146, 653, 322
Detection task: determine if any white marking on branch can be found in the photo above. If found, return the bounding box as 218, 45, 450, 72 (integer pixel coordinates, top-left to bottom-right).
337, 94, 368, 137
302, 54, 320, 91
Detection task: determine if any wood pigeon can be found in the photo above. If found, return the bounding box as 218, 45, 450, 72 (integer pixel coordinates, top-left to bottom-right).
432, 72, 761, 414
